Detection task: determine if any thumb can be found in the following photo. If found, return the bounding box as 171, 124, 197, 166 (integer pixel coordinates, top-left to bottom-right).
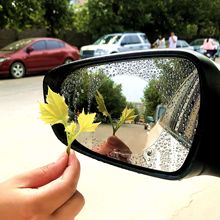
13, 152, 69, 188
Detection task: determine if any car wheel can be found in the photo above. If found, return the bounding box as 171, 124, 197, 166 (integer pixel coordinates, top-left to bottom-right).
10, 62, 25, 79
64, 58, 73, 64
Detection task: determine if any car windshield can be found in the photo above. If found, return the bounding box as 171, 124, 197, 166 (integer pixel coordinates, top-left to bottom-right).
1, 38, 33, 51
140, 34, 149, 43
190, 39, 204, 46
93, 34, 122, 45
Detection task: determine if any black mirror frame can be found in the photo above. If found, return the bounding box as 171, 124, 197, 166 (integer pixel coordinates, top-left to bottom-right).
42, 49, 220, 180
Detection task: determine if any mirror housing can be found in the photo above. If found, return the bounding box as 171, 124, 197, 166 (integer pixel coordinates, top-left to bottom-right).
42, 49, 220, 180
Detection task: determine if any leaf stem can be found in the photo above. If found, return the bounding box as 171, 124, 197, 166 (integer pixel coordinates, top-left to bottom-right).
66, 144, 71, 155
108, 115, 117, 135
66, 130, 81, 155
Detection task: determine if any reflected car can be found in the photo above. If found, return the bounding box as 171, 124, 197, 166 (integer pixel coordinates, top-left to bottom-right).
144, 72, 200, 172
145, 104, 166, 130
80, 32, 151, 59
0, 37, 80, 79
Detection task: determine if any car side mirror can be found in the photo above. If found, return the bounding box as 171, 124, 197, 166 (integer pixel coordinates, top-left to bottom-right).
26, 46, 34, 53
42, 50, 220, 180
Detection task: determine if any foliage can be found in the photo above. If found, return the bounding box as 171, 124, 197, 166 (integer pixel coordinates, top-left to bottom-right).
126, 102, 140, 123
60, 70, 127, 122
0, 0, 73, 37
143, 79, 162, 120
0, 0, 220, 43
42, 0, 74, 37
143, 57, 196, 121
97, 74, 127, 120
73, 0, 220, 42
95, 91, 137, 135
0, 0, 44, 30
39, 87, 100, 154
73, 0, 151, 40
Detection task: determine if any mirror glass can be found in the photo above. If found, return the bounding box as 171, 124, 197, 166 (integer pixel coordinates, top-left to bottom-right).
60, 57, 200, 172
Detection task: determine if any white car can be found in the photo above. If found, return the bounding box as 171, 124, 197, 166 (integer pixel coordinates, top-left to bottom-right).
80, 32, 151, 58
176, 40, 194, 50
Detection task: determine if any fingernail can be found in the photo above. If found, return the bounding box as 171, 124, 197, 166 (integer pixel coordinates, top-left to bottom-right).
68, 149, 76, 164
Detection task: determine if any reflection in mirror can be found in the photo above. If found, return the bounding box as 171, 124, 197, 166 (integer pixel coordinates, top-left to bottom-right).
60, 57, 200, 172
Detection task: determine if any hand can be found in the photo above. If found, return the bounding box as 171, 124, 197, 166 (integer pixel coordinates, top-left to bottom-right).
0, 150, 84, 220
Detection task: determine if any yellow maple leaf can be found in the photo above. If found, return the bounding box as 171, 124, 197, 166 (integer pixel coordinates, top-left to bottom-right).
39, 88, 100, 154
78, 109, 100, 132
95, 91, 110, 117
39, 87, 68, 126
114, 107, 137, 134
120, 107, 137, 123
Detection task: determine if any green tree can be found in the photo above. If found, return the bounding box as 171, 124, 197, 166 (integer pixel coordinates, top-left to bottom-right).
61, 70, 127, 122
43, 0, 74, 37
143, 79, 162, 120
0, 0, 75, 37
73, 0, 220, 42
1, 0, 220, 42
143, 57, 197, 121
73, 0, 151, 40
0, 0, 44, 30
98, 76, 127, 120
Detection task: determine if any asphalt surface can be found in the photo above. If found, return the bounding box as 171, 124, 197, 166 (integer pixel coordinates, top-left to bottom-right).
0, 63, 220, 219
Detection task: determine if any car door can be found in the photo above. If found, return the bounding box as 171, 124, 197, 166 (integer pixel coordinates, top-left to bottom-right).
44, 40, 65, 69
25, 40, 48, 72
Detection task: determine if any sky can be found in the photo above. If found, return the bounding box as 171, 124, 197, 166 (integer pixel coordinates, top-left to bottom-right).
112, 75, 148, 103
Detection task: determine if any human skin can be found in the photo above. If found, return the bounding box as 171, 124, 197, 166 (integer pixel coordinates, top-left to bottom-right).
0, 150, 84, 220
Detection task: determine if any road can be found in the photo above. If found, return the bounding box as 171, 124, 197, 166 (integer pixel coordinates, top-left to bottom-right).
1, 74, 220, 220
78, 123, 148, 154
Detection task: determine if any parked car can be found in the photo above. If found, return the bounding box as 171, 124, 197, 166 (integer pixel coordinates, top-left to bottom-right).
80, 32, 151, 59
176, 40, 194, 50
144, 104, 166, 130
165, 40, 194, 50
190, 38, 220, 54
0, 37, 80, 78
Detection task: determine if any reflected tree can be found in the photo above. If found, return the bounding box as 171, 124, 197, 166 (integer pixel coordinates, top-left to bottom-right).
143, 58, 196, 120
61, 69, 127, 122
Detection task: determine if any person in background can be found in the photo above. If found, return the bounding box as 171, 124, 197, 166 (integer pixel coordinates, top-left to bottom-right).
168, 31, 178, 48
153, 34, 166, 49
0, 150, 85, 220
201, 37, 217, 57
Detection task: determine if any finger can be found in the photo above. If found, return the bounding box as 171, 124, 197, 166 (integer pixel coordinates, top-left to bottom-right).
13, 152, 68, 188
53, 191, 85, 220
36, 150, 81, 212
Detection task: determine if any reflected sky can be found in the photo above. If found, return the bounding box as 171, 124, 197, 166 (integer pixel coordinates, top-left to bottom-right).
112, 75, 147, 103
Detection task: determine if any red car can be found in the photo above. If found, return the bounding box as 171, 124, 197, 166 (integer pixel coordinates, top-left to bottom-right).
0, 37, 80, 78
